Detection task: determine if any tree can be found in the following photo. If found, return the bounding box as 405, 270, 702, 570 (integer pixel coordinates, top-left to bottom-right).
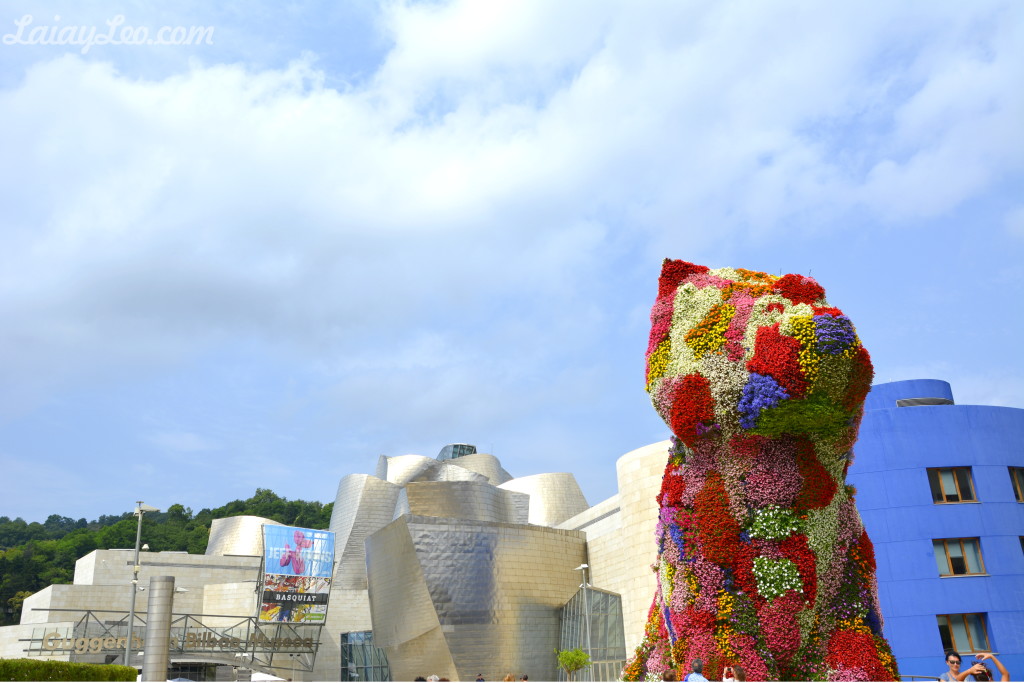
166, 504, 192, 522
556, 648, 591, 681
7, 591, 33, 623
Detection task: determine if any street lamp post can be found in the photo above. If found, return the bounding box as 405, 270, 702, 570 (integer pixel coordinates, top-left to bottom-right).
125, 501, 160, 667
574, 563, 592, 680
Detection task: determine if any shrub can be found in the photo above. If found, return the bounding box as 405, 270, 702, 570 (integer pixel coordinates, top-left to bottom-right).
0, 658, 138, 681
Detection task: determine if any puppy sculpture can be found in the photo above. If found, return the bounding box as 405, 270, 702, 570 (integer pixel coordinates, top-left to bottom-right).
622, 260, 898, 681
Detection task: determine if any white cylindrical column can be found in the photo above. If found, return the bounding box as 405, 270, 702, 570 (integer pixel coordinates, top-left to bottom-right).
141, 576, 175, 681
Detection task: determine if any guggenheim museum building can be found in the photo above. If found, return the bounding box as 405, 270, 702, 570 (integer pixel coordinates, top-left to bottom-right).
0, 440, 668, 681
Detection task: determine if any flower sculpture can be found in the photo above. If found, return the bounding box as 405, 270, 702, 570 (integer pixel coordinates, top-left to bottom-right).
623, 261, 898, 682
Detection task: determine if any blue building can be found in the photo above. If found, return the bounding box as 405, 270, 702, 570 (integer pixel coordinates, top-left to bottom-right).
848, 379, 1024, 679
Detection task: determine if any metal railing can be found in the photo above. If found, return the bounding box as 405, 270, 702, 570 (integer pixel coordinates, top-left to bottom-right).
24, 608, 322, 673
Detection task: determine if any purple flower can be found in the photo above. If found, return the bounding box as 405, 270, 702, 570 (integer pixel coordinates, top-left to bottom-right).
814, 314, 856, 354
738, 373, 790, 428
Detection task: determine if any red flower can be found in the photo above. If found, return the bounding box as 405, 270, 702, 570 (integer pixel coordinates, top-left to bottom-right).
843, 346, 874, 410
854, 529, 878, 575
746, 324, 808, 398
766, 302, 785, 313
657, 462, 687, 507
794, 440, 837, 511
692, 472, 742, 566
674, 607, 716, 635
812, 305, 844, 316
731, 542, 760, 603
826, 629, 894, 681
658, 259, 710, 299
758, 590, 803, 658
667, 374, 716, 447
780, 534, 817, 606
774, 273, 825, 305
728, 433, 766, 460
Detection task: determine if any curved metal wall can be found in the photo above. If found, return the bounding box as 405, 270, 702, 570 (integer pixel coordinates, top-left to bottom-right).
329, 474, 402, 589
366, 515, 587, 682
848, 379, 1024, 678
498, 472, 589, 527
205, 515, 281, 557
402, 480, 529, 524
444, 452, 513, 485
375, 454, 489, 487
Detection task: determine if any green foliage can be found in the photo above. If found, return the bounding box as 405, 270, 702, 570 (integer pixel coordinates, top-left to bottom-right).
555, 648, 592, 681
0, 658, 137, 681
0, 489, 333, 626
752, 392, 853, 439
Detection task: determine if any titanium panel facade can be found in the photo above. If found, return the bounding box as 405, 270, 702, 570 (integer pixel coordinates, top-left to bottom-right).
401, 480, 529, 524
375, 454, 488, 487
559, 441, 668, 653
206, 515, 281, 557
444, 452, 514, 485
329, 474, 402, 590
366, 515, 587, 682
498, 472, 589, 527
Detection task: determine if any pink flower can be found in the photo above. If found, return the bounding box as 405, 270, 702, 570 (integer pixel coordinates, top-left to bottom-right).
648, 295, 675, 353
692, 557, 724, 612
836, 498, 863, 548
744, 439, 801, 508
758, 590, 803, 657
724, 292, 756, 339
688, 273, 733, 289
828, 666, 871, 681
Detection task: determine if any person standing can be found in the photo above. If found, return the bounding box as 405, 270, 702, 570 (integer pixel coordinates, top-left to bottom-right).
940, 651, 974, 682
684, 658, 708, 682
957, 653, 1009, 682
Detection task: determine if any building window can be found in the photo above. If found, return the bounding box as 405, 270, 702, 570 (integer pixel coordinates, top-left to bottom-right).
560, 587, 627, 682
933, 538, 986, 576
1010, 467, 1024, 502
936, 613, 990, 654
340, 631, 390, 681
927, 467, 977, 503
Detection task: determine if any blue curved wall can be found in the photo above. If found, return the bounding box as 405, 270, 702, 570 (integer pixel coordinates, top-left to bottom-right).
848, 379, 1024, 679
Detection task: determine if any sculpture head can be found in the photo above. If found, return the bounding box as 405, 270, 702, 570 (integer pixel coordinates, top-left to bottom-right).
645, 260, 873, 451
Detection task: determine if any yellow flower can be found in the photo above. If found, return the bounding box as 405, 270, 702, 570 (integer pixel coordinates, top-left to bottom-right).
685, 303, 736, 359
646, 339, 672, 391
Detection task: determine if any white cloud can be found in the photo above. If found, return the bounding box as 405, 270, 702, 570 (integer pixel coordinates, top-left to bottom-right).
1, 1, 1023, 520
0, 1, 1019, 407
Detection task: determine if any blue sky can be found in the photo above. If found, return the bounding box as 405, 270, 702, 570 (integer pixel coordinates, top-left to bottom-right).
1, 1, 1022, 523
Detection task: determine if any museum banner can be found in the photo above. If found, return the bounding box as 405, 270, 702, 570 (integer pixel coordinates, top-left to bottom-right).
259, 525, 335, 623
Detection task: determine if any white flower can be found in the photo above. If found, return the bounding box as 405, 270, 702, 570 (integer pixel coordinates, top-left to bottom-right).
748, 505, 802, 540
753, 557, 802, 599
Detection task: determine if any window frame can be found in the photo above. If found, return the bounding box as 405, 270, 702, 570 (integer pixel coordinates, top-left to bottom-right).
933, 538, 987, 577
1009, 467, 1024, 502
936, 613, 991, 654
927, 467, 978, 504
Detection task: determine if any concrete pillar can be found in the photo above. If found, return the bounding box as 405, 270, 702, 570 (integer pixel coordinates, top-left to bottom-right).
142, 576, 175, 681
